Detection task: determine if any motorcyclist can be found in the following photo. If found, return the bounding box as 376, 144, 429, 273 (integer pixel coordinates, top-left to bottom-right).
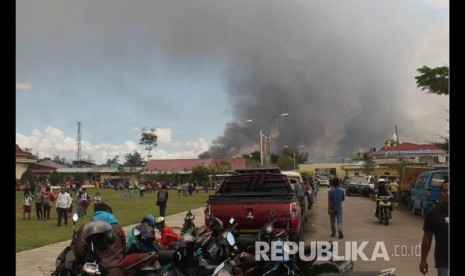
375, 179, 392, 217
155, 216, 181, 250
73, 202, 126, 275
181, 210, 196, 235
126, 214, 160, 254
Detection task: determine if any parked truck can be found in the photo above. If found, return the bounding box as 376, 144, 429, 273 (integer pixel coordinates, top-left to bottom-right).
399, 166, 434, 205
204, 168, 305, 241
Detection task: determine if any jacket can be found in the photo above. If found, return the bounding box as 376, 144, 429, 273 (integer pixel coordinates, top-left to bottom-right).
156, 225, 181, 249
73, 211, 126, 275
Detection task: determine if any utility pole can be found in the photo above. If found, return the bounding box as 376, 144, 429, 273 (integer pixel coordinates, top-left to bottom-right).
395, 125, 401, 159
246, 113, 289, 168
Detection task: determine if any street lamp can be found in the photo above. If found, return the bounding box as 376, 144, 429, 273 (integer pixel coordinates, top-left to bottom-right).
245, 113, 289, 167
284, 145, 305, 171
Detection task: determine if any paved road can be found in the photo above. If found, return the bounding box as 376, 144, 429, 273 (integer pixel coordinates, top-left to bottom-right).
304, 186, 435, 275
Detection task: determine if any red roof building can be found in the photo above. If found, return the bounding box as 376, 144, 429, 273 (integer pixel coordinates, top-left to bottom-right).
143, 157, 247, 174
373, 142, 448, 168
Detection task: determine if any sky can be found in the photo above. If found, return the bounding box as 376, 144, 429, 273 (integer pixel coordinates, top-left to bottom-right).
16, 0, 449, 165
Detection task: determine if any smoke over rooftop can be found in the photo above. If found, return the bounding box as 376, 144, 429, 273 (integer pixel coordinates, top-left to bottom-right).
195, 1, 449, 161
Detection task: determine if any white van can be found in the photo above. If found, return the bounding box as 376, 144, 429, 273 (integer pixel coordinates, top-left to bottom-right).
281, 170, 304, 183
281, 170, 314, 211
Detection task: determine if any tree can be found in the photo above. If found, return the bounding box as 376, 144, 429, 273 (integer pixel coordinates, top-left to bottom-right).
415, 65, 449, 95
53, 155, 66, 165
21, 169, 36, 186
362, 152, 376, 176
49, 170, 62, 185
191, 164, 212, 182
83, 154, 95, 164
124, 150, 145, 167
278, 148, 294, 170
210, 159, 232, 174
271, 153, 279, 165
23, 148, 38, 159
415, 65, 449, 148
242, 151, 261, 167
277, 148, 309, 170
105, 155, 120, 167
73, 172, 86, 186
386, 158, 416, 176
139, 127, 158, 162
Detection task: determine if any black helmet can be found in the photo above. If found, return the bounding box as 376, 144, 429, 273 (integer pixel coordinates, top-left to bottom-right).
82, 220, 115, 248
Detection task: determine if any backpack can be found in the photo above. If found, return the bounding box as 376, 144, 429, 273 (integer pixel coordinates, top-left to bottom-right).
158, 190, 167, 203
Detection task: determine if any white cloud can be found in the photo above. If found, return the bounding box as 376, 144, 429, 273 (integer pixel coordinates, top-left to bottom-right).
157, 128, 173, 144
16, 126, 210, 164
16, 82, 32, 90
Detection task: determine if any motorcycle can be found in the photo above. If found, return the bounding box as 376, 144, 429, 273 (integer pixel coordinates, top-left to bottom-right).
375, 195, 393, 225
181, 210, 207, 237
52, 213, 80, 276
126, 220, 164, 254
164, 216, 238, 276
60, 214, 167, 276
214, 210, 306, 276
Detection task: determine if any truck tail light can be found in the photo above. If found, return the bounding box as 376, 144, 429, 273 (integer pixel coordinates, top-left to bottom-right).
290, 202, 298, 218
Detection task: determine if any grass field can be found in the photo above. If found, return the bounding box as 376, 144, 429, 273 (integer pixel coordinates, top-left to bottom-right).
16, 188, 212, 252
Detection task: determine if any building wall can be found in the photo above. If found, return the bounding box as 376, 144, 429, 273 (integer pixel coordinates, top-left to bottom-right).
16, 162, 29, 180
298, 163, 346, 178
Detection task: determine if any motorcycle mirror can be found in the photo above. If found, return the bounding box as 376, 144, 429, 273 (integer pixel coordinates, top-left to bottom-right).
265, 224, 273, 234
269, 210, 276, 218
72, 213, 78, 223
229, 218, 235, 225
226, 232, 235, 246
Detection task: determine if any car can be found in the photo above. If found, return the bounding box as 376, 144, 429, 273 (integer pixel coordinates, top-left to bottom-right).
302, 176, 316, 206
288, 178, 309, 223
345, 176, 372, 197
282, 171, 314, 209
410, 170, 448, 216
317, 176, 330, 187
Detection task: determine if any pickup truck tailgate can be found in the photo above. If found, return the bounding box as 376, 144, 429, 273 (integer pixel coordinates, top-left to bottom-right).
207, 194, 295, 232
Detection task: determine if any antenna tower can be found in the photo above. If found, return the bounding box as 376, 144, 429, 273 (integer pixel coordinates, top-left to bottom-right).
76, 121, 82, 161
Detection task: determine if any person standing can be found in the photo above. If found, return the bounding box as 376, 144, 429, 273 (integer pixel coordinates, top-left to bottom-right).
419, 180, 449, 276
80, 188, 89, 217
24, 180, 31, 196
389, 179, 399, 203
328, 178, 345, 239
139, 182, 145, 198
23, 192, 32, 219
42, 186, 52, 220
156, 184, 169, 217
33, 188, 43, 219
92, 192, 102, 213
55, 185, 72, 226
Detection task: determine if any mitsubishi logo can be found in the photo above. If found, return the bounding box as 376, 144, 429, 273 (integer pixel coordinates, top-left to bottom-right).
246, 212, 254, 219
